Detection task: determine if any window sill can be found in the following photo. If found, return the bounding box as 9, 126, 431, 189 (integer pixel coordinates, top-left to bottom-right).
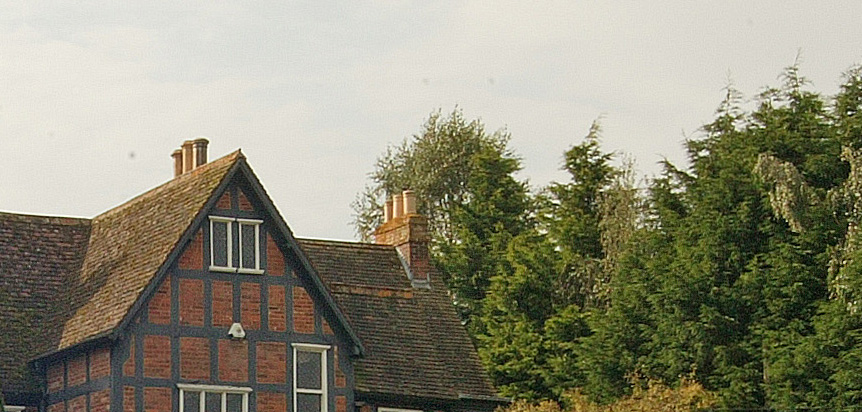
209, 266, 265, 275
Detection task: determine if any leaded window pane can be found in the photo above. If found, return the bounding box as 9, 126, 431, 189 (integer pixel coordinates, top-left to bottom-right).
297, 351, 322, 389
184, 391, 200, 412
212, 220, 229, 267
205, 392, 221, 412
226, 393, 243, 412
297, 393, 321, 412
241, 223, 256, 269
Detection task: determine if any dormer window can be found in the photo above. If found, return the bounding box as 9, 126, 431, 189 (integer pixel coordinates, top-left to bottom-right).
210, 216, 263, 274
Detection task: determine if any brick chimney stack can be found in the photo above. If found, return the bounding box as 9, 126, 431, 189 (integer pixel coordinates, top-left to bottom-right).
374, 190, 430, 286
173, 138, 210, 177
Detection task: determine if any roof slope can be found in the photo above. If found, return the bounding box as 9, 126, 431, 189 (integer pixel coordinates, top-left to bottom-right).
298, 238, 498, 402
0, 213, 91, 394
56, 151, 242, 350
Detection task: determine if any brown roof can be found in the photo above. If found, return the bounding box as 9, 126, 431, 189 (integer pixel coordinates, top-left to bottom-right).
1, 150, 498, 404
0, 213, 90, 395
0, 151, 242, 394
57, 150, 242, 350
299, 238, 498, 402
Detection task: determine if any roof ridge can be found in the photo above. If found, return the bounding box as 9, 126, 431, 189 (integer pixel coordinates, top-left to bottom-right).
0, 211, 91, 225
297, 237, 392, 249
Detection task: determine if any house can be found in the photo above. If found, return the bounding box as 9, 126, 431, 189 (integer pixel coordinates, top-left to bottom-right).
0, 139, 504, 412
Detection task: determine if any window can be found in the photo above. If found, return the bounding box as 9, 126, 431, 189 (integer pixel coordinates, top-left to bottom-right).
293, 343, 329, 412
178, 384, 251, 412
209, 216, 263, 274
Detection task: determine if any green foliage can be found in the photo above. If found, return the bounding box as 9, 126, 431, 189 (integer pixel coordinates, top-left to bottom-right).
501, 377, 716, 412
357, 64, 862, 409
353, 107, 531, 320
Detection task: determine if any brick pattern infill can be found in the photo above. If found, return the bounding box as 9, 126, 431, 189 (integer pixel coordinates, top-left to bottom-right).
144, 387, 171, 412
143, 335, 171, 378
148, 280, 171, 325
218, 339, 249, 383
179, 278, 204, 326
180, 337, 211, 380
179, 230, 204, 270
293, 286, 314, 334
256, 342, 287, 384
267, 235, 285, 276
268, 285, 286, 332
212, 280, 234, 327
241, 282, 261, 330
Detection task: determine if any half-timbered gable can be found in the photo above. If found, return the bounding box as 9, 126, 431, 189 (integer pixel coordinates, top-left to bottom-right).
0, 140, 502, 412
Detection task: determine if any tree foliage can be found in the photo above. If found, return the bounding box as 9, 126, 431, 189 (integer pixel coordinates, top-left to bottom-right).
353, 107, 530, 319
356, 63, 862, 410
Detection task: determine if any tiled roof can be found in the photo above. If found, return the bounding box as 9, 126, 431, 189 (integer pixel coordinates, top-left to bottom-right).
298, 239, 498, 402
56, 150, 242, 350
0, 213, 90, 394
0, 151, 241, 394
1, 150, 498, 404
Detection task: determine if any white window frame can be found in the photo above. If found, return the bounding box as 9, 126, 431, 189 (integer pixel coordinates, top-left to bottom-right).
177, 383, 252, 412
237, 218, 263, 274
4, 406, 26, 412
293, 343, 330, 412
209, 216, 264, 275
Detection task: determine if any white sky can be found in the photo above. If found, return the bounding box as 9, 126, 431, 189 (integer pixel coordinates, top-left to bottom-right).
1, 2, 861, 240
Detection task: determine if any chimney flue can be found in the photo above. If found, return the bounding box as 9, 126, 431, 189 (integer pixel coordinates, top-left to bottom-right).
172, 149, 183, 177
384, 198, 394, 223
403, 190, 416, 215
392, 193, 404, 218
182, 140, 194, 173
193, 138, 209, 168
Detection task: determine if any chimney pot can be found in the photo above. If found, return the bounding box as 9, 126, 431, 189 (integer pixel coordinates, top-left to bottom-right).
384, 198, 394, 223
193, 138, 209, 168
172, 149, 183, 177
403, 190, 416, 215
392, 193, 404, 218
182, 140, 194, 173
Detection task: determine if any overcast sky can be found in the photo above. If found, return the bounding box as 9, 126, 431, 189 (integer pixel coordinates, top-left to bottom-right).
2, 2, 861, 241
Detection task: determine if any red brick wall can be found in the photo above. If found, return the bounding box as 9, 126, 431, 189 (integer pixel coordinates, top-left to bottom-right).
144, 387, 171, 412
179, 278, 204, 326
179, 230, 204, 270
256, 342, 287, 384
180, 337, 210, 380
218, 339, 248, 382
216, 192, 232, 209
238, 191, 254, 211
48, 402, 65, 412
323, 319, 334, 335
46, 362, 64, 392
293, 286, 315, 334
268, 285, 286, 332
143, 335, 171, 379
66, 354, 87, 387
267, 235, 285, 276
257, 392, 286, 412
90, 389, 111, 412
241, 282, 261, 330
123, 387, 135, 412
148, 280, 171, 325
212, 280, 234, 327
67, 395, 86, 412
89, 346, 111, 380
336, 396, 347, 412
